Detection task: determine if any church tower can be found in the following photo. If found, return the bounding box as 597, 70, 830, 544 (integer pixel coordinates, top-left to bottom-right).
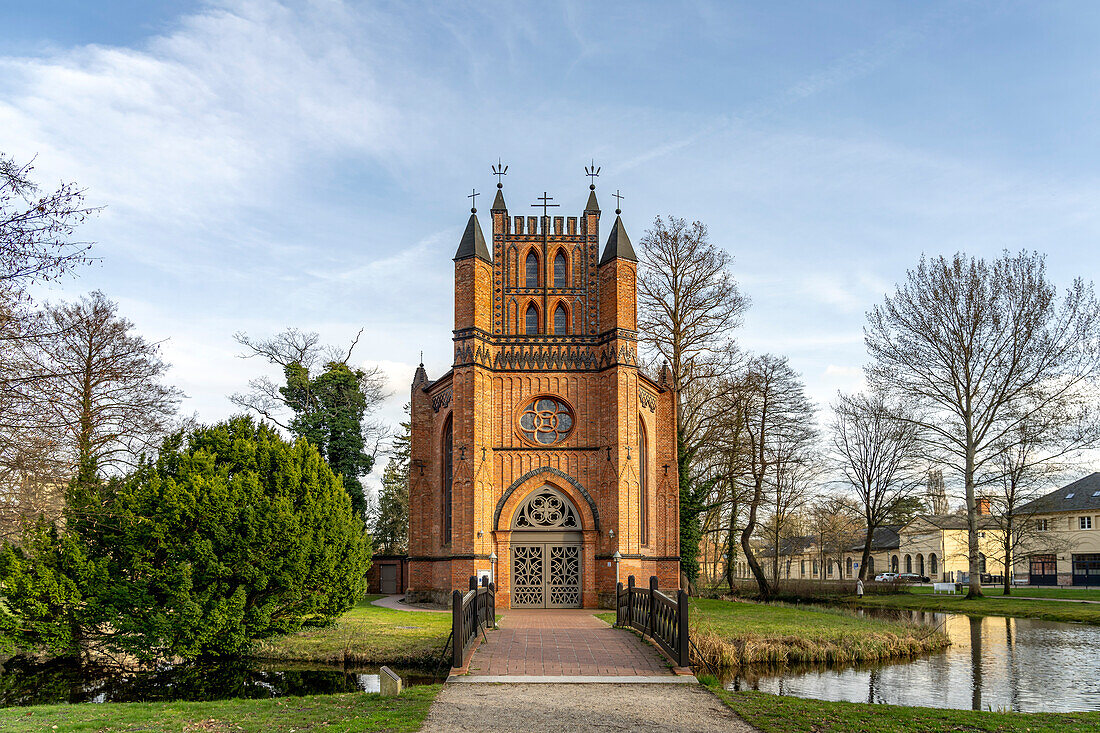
407, 170, 679, 608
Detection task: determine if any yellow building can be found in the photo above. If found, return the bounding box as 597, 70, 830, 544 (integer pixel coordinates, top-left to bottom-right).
895, 514, 1006, 583
1014, 473, 1100, 586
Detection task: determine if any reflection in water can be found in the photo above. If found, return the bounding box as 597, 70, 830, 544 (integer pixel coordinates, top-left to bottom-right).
0, 659, 443, 707
722, 611, 1100, 713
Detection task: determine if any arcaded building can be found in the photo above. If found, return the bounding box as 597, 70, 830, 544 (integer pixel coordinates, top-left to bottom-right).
406, 177, 679, 608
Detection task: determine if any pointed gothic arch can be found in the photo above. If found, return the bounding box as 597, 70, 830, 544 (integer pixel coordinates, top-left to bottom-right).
553, 248, 569, 288
525, 250, 540, 287
553, 301, 569, 334
525, 302, 539, 335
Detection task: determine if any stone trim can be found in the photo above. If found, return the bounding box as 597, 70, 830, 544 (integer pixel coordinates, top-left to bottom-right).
494, 466, 601, 532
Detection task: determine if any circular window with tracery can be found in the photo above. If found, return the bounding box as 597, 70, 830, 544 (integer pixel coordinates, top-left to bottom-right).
518, 397, 574, 445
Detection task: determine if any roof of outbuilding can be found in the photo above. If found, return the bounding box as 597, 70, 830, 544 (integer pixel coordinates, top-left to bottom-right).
1020, 472, 1100, 514
846, 525, 901, 552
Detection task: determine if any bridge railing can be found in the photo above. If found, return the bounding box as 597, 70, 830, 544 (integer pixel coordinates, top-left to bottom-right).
452, 576, 495, 669
615, 575, 689, 668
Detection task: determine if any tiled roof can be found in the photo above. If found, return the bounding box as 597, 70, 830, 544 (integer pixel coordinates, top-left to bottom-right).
1020, 472, 1100, 514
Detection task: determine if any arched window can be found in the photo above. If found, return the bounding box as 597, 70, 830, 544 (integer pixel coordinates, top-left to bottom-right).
905, 555, 913, 574
525, 304, 539, 335
639, 418, 648, 545
846, 557, 853, 578
442, 416, 453, 546
554, 304, 568, 334
891, 555, 899, 572
525, 251, 539, 287
930, 553, 938, 577
554, 250, 568, 287
917, 554, 925, 577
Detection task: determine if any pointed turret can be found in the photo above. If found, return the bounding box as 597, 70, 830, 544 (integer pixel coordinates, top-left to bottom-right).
599, 214, 637, 265
492, 187, 507, 211
412, 362, 429, 389
585, 185, 600, 213
454, 211, 491, 262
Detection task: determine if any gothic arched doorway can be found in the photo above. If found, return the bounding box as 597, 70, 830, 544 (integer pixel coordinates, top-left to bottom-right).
509, 486, 583, 608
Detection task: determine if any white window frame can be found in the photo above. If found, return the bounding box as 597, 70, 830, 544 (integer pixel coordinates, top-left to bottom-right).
1081, 516, 1093, 530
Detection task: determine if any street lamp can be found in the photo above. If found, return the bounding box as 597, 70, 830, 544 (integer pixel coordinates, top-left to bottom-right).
612, 550, 622, 585
489, 551, 497, 586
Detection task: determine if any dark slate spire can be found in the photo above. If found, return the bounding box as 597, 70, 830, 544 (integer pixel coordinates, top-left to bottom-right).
412, 361, 429, 389
599, 214, 637, 265
492, 187, 507, 211
585, 183, 600, 212
454, 210, 491, 262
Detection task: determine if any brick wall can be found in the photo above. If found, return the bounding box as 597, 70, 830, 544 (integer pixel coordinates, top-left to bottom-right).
408, 187, 679, 608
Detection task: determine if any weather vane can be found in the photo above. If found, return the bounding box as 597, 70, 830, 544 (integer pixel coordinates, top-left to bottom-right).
531, 191, 559, 217
492, 158, 508, 188
613, 189, 624, 214
585, 159, 600, 189
467, 188, 479, 212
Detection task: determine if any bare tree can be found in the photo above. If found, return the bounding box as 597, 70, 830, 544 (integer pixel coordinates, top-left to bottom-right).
0, 152, 99, 530
636, 216, 749, 581
865, 251, 1100, 597
808, 496, 863, 582
986, 411, 1097, 594
730, 354, 817, 599
18, 292, 182, 476
831, 391, 925, 580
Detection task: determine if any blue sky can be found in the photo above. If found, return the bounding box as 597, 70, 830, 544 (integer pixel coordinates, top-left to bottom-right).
3, 1, 1099, 470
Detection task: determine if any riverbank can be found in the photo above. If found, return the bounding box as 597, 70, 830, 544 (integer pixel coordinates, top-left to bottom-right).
0, 685, 441, 732
711, 688, 1100, 732
845, 590, 1100, 625
660, 598, 949, 669
251, 595, 452, 668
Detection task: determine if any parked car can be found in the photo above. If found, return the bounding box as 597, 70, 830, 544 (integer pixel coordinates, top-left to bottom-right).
898, 573, 930, 583
875, 572, 899, 582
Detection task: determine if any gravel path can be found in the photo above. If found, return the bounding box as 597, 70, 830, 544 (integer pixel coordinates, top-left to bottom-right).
420, 682, 759, 732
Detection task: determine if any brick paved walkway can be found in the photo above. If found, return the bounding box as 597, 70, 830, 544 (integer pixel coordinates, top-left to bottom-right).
465, 609, 672, 676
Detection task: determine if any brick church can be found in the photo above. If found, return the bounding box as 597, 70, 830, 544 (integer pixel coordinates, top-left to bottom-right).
406, 173, 679, 609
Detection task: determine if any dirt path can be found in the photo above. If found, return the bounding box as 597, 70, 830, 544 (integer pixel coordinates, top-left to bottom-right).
420, 682, 759, 732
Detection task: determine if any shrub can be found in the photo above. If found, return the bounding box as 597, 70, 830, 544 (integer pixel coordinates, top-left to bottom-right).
0, 417, 372, 662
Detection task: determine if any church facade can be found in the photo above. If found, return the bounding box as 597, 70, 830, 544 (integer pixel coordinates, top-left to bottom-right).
406, 177, 680, 608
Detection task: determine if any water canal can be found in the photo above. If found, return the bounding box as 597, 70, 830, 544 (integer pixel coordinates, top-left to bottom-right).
722, 610, 1100, 713
0, 659, 444, 707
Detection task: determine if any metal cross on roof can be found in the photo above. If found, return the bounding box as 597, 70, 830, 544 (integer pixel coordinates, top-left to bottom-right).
492, 158, 508, 186
467, 188, 479, 211
612, 189, 624, 211
585, 159, 600, 184
531, 192, 559, 217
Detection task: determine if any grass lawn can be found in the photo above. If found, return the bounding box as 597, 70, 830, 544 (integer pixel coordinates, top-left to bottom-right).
0, 686, 441, 733
601, 598, 950, 669
848, 591, 1100, 625
712, 688, 1100, 733
252, 596, 452, 667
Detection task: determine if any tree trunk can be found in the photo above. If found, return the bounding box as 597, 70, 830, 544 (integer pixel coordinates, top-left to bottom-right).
1002, 515, 1013, 596
741, 478, 771, 600
965, 444, 983, 599
859, 525, 876, 582
724, 499, 738, 592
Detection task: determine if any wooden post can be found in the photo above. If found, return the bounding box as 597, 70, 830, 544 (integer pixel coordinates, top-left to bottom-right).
677, 588, 690, 668
616, 581, 624, 626
627, 575, 636, 630
469, 575, 478, 590
648, 576, 658, 637
451, 589, 463, 669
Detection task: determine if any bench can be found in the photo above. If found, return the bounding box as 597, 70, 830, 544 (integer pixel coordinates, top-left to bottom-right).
933, 582, 957, 594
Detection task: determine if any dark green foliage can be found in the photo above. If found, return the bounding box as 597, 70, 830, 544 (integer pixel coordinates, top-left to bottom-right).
371, 411, 410, 553
0, 417, 371, 662
281, 361, 375, 517
884, 495, 927, 526
678, 430, 704, 584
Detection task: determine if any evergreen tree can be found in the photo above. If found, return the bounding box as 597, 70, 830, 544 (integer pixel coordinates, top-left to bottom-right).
0, 417, 371, 662
231, 329, 387, 519
371, 409, 410, 553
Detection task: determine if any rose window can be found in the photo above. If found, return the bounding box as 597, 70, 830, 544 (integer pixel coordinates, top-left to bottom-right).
518, 397, 574, 445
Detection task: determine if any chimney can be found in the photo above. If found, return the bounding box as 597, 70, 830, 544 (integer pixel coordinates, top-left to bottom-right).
976, 497, 991, 515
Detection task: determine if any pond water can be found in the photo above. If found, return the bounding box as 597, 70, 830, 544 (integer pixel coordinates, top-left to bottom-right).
721, 610, 1100, 713
0, 658, 444, 707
